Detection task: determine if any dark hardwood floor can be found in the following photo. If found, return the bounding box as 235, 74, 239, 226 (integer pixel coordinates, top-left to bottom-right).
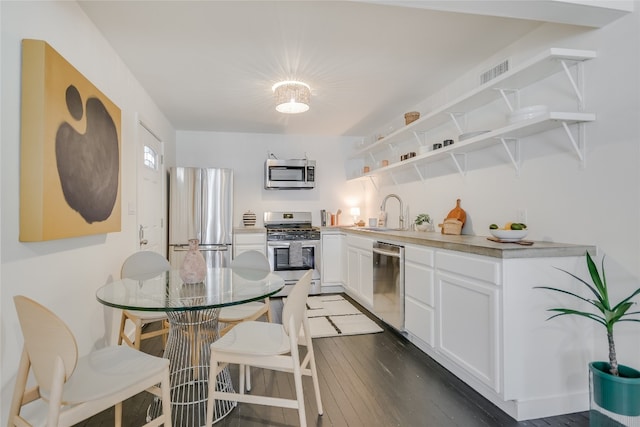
76, 295, 589, 426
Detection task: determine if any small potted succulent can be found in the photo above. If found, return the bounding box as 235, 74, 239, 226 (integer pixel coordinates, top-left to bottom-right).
414, 213, 432, 232
536, 252, 640, 420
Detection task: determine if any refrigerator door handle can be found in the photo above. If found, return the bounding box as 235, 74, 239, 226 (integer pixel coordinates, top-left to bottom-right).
199, 246, 229, 251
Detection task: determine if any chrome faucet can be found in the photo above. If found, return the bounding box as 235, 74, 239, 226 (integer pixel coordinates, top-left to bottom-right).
380, 193, 405, 230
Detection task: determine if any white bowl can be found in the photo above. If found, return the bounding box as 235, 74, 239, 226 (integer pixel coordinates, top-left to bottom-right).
489, 228, 528, 241
418, 145, 430, 155
508, 105, 548, 123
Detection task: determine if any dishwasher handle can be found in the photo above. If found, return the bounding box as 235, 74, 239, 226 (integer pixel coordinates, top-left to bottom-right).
372, 247, 402, 258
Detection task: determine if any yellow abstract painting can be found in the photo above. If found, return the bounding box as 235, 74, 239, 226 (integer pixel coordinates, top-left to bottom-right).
20, 39, 121, 241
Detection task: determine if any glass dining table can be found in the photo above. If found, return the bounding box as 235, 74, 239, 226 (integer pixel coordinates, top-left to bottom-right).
96, 266, 284, 426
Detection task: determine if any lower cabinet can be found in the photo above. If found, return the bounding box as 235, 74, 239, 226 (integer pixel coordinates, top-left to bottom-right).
233, 231, 266, 258
436, 250, 501, 393
404, 244, 435, 347
321, 232, 346, 286
341, 230, 591, 420
345, 234, 374, 309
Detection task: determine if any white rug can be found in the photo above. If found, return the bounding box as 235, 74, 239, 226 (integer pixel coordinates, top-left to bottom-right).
303, 295, 383, 338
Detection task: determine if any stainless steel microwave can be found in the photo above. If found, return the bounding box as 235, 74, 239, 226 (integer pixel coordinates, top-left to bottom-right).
264, 159, 316, 189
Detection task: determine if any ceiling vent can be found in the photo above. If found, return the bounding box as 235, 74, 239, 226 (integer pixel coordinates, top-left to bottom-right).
480, 59, 509, 85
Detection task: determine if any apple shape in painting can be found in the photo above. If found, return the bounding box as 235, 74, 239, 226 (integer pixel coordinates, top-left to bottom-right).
55, 84, 119, 224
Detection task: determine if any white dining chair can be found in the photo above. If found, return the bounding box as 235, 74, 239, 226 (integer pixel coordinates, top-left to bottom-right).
9, 295, 172, 427
118, 250, 171, 350
218, 250, 273, 336
205, 270, 323, 427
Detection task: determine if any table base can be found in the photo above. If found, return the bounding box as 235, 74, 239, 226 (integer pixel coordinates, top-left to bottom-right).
149, 307, 237, 426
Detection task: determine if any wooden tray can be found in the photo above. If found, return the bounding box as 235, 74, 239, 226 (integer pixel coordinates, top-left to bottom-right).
486, 236, 534, 246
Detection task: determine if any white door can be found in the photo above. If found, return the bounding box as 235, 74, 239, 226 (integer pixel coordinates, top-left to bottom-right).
137, 120, 165, 255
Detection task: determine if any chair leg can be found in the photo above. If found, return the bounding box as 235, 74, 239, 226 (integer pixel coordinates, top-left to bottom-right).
117, 311, 127, 346
115, 402, 122, 427
291, 349, 307, 427
245, 365, 251, 392
162, 319, 169, 348
265, 298, 273, 323
160, 367, 173, 427
133, 318, 143, 351
239, 364, 246, 395
206, 354, 219, 427
9, 348, 30, 425
308, 345, 323, 415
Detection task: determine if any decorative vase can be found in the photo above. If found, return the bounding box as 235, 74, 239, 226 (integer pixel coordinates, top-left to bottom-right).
243, 210, 257, 227
416, 223, 429, 232
590, 361, 640, 417
179, 239, 206, 284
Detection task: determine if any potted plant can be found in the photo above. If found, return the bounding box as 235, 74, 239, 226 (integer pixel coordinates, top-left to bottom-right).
414, 213, 432, 232
536, 251, 640, 420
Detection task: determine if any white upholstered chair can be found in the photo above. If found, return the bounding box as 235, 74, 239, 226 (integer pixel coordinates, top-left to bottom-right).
205, 270, 323, 427
118, 251, 171, 350
9, 295, 172, 427
218, 250, 273, 336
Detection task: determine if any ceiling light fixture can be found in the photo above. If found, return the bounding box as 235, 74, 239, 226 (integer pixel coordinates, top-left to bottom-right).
272, 80, 311, 114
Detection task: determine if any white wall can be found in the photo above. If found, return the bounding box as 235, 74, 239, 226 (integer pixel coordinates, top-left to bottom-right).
0, 1, 176, 420
176, 131, 363, 227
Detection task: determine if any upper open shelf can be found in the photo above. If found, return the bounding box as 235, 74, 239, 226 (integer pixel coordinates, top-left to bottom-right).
350, 48, 596, 159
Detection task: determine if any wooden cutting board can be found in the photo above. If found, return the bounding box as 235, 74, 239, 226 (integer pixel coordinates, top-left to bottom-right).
446, 199, 466, 224
486, 236, 534, 246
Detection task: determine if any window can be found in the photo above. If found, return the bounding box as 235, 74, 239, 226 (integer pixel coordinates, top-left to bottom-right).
143, 145, 158, 170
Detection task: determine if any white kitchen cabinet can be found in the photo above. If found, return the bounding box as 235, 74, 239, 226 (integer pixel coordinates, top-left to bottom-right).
404, 244, 435, 347
321, 231, 346, 287
233, 230, 266, 258
341, 228, 594, 420
435, 250, 501, 393
436, 261, 501, 394
346, 48, 596, 180
345, 234, 374, 309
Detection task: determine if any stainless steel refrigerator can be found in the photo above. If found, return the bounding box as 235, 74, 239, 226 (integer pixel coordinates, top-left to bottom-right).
168, 167, 233, 268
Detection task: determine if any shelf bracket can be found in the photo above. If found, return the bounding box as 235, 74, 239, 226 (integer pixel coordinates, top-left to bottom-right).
412, 131, 425, 145
413, 163, 425, 182
499, 137, 521, 176
367, 176, 378, 192
494, 88, 520, 113
561, 121, 586, 168
390, 172, 398, 186
449, 152, 467, 176
560, 60, 585, 110
447, 112, 466, 134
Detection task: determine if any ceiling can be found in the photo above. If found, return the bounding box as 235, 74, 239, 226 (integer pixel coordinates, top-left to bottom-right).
77, 1, 606, 137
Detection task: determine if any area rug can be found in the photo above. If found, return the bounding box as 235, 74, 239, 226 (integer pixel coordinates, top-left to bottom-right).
303, 294, 383, 338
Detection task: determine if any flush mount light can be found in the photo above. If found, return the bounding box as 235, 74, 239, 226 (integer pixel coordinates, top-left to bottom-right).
272, 80, 311, 114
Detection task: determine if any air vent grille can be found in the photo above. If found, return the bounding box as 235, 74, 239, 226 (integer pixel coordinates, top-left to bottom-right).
480, 59, 509, 85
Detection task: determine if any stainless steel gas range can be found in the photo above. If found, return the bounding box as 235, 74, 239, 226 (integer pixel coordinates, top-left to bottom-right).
264, 211, 321, 296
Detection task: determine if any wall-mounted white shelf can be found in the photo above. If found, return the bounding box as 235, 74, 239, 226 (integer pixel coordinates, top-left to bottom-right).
346, 47, 596, 181
352, 112, 594, 180
348, 47, 596, 163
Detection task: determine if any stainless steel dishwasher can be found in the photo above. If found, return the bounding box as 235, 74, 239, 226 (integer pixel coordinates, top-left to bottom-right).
372, 241, 405, 331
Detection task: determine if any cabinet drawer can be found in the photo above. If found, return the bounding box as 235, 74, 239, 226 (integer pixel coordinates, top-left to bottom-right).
405, 244, 434, 267
234, 233, 266, 245
346, 235, 373, 251
436, 251, 501, 285
405, 262, 434, 306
